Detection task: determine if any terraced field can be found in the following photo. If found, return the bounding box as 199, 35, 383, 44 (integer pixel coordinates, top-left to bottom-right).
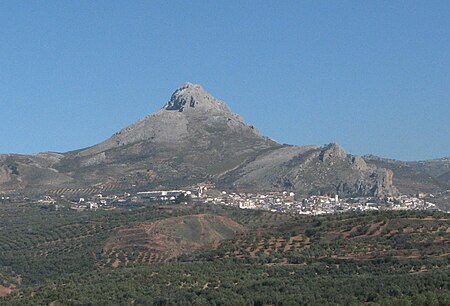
194, 212, 450, 264
101, 214, 245, 267
0, 202, 188, 286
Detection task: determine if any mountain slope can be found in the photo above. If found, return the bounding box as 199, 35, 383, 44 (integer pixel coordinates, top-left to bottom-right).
0, 83, 406, 197
364, 155, 449, 195
222, 144, 396, 196
51, 83, 278, 191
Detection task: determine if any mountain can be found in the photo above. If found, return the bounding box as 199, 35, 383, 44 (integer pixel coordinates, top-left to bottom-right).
364, 155, 450, 195
0, 82, 425, 197
408, 158, 450, 188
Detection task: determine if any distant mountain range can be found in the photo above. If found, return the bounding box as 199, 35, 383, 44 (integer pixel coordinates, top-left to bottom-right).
1, 83, 448, 198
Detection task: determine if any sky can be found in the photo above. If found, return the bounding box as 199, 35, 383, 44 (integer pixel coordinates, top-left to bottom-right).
0, 1, 449, 161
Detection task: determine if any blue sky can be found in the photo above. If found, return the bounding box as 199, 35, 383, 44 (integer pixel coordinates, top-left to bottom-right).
0, 1, 448, 160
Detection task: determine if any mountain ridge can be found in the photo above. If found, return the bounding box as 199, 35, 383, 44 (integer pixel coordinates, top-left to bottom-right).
0, 83, 447, 198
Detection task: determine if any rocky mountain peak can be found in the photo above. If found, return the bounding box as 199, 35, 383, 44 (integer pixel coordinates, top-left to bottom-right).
319, 143, 347, 161
75, 82, 265, 157
164, 82, 231, 114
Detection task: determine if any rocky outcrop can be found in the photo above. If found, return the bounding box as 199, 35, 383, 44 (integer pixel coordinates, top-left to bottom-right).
81, 152, 107, 167
0, 165, 12, 185
164, 82, 231, 114
319, 143, 347, 161
370, 169, 395, 197
364, 155, 449, 195
351, 155, 368, 171
226, 143, 397, 197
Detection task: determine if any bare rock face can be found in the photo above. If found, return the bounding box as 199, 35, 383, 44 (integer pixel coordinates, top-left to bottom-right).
371, 169, 395, 197
0, 165, 12, 185
319, 143, 347, 161
164, 82, 231, 114
351, 155, 368, 171
81, 152, 107, 167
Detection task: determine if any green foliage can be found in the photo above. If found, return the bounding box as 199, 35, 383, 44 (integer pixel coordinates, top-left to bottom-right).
3, 261, 449, 305
0, 203, 448, 305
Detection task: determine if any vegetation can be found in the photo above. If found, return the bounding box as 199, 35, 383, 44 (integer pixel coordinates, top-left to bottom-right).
0, 201, 448, 305
4, 260, 450, 305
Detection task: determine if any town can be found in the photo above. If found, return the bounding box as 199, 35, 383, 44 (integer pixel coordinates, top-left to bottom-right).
2, 185, 446, 215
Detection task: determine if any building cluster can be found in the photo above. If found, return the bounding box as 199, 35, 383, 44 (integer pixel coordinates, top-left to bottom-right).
201, 192, 440, 215
384, 194, 437, 211
295, 194, 437, 215
4, 186, 444, 215
34, 193, 128, 211
204, 191, 296, 213
62, 189, 199, 211
137, 190, 191, 202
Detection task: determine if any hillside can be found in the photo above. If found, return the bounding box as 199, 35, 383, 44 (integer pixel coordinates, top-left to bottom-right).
221, 143, 396, 196
364, 155, 449, 195
0, 201, 448, 305
410, 158, 450, 178
102, 214, 245, 266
